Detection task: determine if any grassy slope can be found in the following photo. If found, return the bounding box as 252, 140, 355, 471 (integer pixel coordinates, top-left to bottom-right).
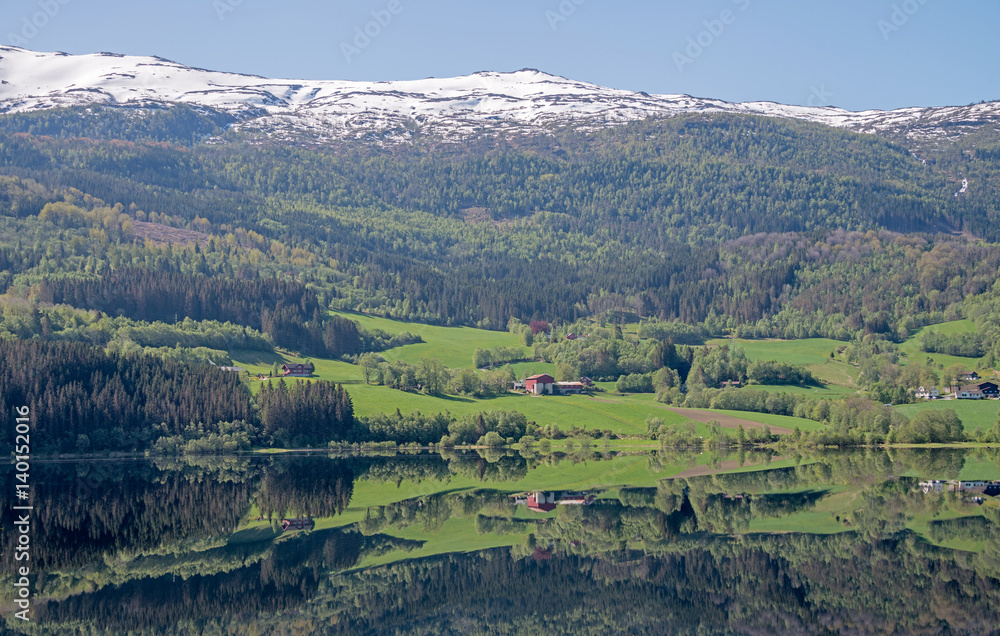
708, 336, 861, 392
895, 400, 999, 432
706, 337, 843, 366
230, 315, 829, 434
228, 314, 991, 437
899, 320, 982, 369
332, 311, 525, 368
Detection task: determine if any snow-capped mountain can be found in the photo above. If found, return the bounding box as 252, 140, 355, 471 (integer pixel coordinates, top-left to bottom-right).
1, 46, 997, 144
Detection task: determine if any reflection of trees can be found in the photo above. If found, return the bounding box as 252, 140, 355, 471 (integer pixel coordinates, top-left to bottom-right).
255, 457, 355, 519
300, 530, 1000, 635
444, 451, 529, 482
0, 463, 255, 571
34, 528, 418, 633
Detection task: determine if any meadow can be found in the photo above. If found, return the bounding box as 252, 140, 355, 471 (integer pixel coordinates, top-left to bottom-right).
898, 320, 981, 369
229, 312, 1000, 443
895, 399, 1000, 433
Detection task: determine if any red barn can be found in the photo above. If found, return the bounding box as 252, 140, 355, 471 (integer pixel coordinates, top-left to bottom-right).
524, 374, 556, 395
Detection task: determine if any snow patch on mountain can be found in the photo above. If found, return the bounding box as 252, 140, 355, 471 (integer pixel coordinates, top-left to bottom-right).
1, 46, 997, 143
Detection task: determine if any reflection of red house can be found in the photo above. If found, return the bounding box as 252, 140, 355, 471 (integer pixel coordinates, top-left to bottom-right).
281, 364, 314, 377
527, 491, 558, 512
281, 517, 314, 531
525, 374, 556, 395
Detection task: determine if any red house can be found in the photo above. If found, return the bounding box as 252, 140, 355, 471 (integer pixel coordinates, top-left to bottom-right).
281, 517, 314, 531
524, 374, 556, 395
281, 363, 314, 377
527, 492, 557, 512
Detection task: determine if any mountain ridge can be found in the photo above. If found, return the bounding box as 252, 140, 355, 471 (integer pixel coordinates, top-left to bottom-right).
1, 46, 998, 144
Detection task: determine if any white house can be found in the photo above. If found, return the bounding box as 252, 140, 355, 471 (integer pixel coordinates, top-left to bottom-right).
958, 386, 984, 400
915, 386, 940, 399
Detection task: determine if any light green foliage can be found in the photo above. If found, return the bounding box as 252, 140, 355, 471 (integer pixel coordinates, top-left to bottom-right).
891, 409, 964, 444
687, 344, 748, 390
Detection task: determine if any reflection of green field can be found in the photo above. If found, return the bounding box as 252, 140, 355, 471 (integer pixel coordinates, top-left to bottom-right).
346, 454, 832, 567
748, 487, 854, 535
323, 452, 799, 531
895, 400, 1000, 432
356, 516, 523, 568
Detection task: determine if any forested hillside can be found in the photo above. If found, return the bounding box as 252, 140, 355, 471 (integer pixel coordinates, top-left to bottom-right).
2, 107, 1000, 333
3, 105, 1000, 452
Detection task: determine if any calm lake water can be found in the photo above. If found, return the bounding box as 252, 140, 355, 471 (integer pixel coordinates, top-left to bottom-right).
2, 448, 1000, 634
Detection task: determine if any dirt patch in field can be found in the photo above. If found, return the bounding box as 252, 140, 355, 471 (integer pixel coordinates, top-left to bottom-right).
664, 408, 794, 435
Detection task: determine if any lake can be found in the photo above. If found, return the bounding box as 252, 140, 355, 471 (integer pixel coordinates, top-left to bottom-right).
3, 448, 999, 634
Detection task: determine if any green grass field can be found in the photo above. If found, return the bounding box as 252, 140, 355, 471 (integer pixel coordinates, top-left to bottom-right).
332, 311, 525, 368
899, 320, 982, 369
231, 311, 1000, 443
706, 337, 861, 391
706, 337, 843, 366
895, 400, 1000, 432
616, 393, 824, 432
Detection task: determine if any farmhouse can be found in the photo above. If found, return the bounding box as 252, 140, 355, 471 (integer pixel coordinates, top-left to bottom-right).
512, 491, 595, 513
957, 386, 984, 400
975, 381, 999, 399
525, 491, 557, 513
956, 371, 981, 382
555, 381, 585, 395
524, 374, 556, 394
281, 363, 314, 377
915, 386, 940, 399
920, 480, 1000, 496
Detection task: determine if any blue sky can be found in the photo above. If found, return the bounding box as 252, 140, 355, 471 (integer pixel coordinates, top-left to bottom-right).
2, 0, 997, 111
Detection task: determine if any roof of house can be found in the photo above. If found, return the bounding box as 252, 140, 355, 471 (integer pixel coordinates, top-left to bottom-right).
525, 374, 555, 382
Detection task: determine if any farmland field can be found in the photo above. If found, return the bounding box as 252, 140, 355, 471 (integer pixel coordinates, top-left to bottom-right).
895, 399, 1000, 432
899, 320, 982, 369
